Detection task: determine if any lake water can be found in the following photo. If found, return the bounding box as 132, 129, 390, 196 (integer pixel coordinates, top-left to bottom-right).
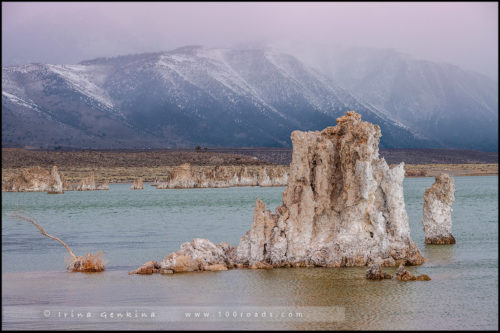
2, 176, 498, 330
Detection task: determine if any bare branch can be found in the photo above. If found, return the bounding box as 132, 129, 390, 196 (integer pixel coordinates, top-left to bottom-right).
8, 212, 76, 259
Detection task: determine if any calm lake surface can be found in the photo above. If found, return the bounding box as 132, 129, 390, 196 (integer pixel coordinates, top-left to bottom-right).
2, 176, 498, 330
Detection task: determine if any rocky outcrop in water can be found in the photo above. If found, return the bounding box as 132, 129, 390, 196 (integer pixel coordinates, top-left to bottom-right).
75, 172, 96, 191
133, 111, 425, 274
235, 112, 424, 267
2, 166, 67, 193
366, 263, 430, 281
131, 178, 144, 190
395, 264, 431, 281
154, 164, 287, 189
422, 173, 456, 244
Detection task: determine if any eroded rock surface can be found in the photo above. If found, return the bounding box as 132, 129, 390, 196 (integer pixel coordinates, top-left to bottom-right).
422, 173, 456, 244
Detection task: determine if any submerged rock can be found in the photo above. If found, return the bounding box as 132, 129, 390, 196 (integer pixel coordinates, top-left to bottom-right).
129, 261, 161, 275
235, 111, 424, 267
422, 173, 456, 245
131, 178, 144, 190
395, 264, 431, 281
366, 264, 392, 280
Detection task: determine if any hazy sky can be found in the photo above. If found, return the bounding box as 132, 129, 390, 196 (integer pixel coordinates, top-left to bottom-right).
2, 2, 498, 78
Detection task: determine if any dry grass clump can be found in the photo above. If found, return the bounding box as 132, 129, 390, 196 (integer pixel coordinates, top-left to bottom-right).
68, 251, 105, 272
9, 211, 105, 273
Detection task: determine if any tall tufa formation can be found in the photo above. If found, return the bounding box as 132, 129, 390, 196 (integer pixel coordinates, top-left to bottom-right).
47, 166, 64, 194
235, 111, 424, 267
131, 111, 425, 274
422, 173, 456, 244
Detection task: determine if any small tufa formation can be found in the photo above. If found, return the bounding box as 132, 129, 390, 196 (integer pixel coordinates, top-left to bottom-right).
422, 173, 456, 244
130, 238, 234, 275
366, 264, 392, 280
366, 263, 430, 281
131, 178, 144, 190
234, 111, 424, 268
395, 264, 431, 281
75, 172, 96, 191
3, 166, 67, 193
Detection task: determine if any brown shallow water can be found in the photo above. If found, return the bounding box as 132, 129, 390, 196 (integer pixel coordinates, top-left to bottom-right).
2, 256, 496, 330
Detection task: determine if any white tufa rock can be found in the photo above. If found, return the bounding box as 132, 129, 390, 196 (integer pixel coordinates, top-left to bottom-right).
235, 111, 425, 267
422, 173, 456, 244
132, 111, 425, 274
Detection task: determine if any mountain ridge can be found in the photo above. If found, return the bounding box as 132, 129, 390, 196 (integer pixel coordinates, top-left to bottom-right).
2, 46, 496, 151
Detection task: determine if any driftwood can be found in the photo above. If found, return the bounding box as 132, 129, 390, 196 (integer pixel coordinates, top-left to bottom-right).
9, 212, 105, 272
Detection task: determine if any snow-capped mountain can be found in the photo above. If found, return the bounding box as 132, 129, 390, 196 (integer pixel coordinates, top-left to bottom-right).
323, 47, 498, 151
0, 46, 468, 149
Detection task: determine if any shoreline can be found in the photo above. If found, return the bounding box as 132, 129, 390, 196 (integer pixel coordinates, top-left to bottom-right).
2, 163, 497, 186
401, 163, 498, 177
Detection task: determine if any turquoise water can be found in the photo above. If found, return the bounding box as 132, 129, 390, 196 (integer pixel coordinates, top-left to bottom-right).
2, 176, 498, 329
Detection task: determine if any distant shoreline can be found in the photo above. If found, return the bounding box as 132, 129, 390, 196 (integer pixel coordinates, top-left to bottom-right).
401, 163, 498, 178
2, 163, 497, 185
2, 147, 497, 184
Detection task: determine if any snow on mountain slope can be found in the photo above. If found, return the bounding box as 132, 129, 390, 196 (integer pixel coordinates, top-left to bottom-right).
45, 64, 114, 109
2, 46, 439, 149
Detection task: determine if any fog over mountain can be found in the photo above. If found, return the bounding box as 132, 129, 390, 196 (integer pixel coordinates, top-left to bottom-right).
288, 45, 498, 151
2, 46, 497, 151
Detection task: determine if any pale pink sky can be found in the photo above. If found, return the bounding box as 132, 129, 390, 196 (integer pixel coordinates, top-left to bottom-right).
2, 2, 498, 78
